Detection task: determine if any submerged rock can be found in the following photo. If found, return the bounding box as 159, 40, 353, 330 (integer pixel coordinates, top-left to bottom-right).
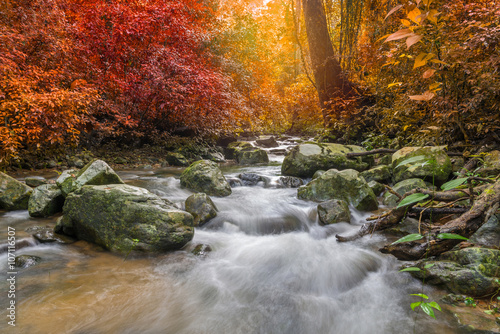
180, 160, 231, 197
0, 172, 33, 210
56, 160, 124, 197
297, 169, 378, 211
185, 193, 218, 226
28, 184, 64, 217
278, 176, 304, 188
238, 173, 271, 187
56, 184, 194, 253
15, 255, 41, 269
391, 146, 451, 184
317, 199, 351, 225
191, 243, 212, 257
281, 143, 371, 178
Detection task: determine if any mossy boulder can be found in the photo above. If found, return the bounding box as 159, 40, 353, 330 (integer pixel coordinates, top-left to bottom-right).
55, 184, 194, 253
392, 146, 451, 184
297, 169, 378, 211
481, 150, 500, 176
368, 181, 385, 196
56, 160, 124, 197
0, 172, 33, 210
382, 178, 428, 207
28, 184, 65, 217
360, 165, 392, 183
228, 141, 269, 165
165, 152, 189, 167
470, 214, 500, 248
409, 248, 500, 297
180, 160, 231, 197
185, 193, 218, 226
317, 199, 351, 225
255, 136, 279, 148
281, 143, 371, 178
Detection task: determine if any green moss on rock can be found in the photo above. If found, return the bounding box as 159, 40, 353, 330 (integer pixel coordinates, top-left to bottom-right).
180, 160, 231, 197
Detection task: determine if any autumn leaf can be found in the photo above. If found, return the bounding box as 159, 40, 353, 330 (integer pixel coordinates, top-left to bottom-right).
406, 34, 423, 49
385, 29, 415, 42
385, 5, 403, 20
407, 7, 422, 25
423, 69, 436, 78
409, 91, 435, 101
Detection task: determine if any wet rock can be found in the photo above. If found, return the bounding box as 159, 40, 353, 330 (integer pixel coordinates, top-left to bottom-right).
312, 170, 325, 179
25, 176, 48, 188
28, 184, 64, 217
298, 169, 378, 211
278, 176, 304, 188
368, 180, 385, 196
470, 214, 500, 248
317, 199, 351, 225
238, 173, 271, 187
281, 143, 371, 178
409, 248, 500, 297
56, 160, 124, 197
255, 136, 279, 148
0, 172, 33, 210
165, 152, 189, 167
227, 178, 243, 187
56, 184, 194, 252
382, 178, 429, 207
180, 160, 231, 197
204, 151, 225, 163
360, 165, 392, 183
185, 193, 218, 226
269, 148, 287, 155
31, 226, 73, 243
191, 243, 212, 257
391, 146, 452, 184
15, 255, 41, 269
228, 141, 269, 165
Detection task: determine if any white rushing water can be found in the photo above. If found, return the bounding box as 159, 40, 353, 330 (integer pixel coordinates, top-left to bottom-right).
0, 148, 459, 333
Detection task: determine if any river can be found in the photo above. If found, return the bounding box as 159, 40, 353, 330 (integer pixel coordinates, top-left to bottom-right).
0, 143, 462, 333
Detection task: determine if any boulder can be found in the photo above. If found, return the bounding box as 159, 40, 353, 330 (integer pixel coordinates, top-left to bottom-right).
368, 180, 385, 196
470, 214, 500, 248
297, 169, 378, 211
409, 248, 500, 297
28, 184, 65, 217
481, 150, 500, 176
0, 172, 33, 210
255, 136, 279, 148
56, 160, 124, 197
24, 177, 47, 188
185, 193, 218, 226
281, 143, 371, 178
165, 152, 189, 167
317, 199, 351, 225
360, 165, 392, 183
56, 184, 194, 252
227, 141, 269, 165
382, 178, 428, 207
278, 176, 304, 188
180, 160, 231, 197
312, 170, 325, 179
392, 146, 452, 184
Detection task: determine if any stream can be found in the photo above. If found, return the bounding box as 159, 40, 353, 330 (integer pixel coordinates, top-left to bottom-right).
0, 143, 463, 333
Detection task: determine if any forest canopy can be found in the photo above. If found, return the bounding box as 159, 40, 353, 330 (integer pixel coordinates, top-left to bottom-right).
1, 0, 499, 166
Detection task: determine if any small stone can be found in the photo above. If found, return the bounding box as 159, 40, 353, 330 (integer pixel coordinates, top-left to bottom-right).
25, 176, 48, 188
191, 244, 212, 257
15, 255, 41, 269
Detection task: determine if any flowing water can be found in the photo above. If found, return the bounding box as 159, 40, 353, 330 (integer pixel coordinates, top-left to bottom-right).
0, 144, 462, 333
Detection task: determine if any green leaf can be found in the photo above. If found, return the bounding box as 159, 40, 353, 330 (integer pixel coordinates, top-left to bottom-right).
424, 263, 435, 269
410, 293, 429, 299
411, 302, 422, 311
436, 233, 469, 241
441, 177, 468, 191
392, 233, 424, 245
395, 155, 429, 169
428, 301, 442, 311
484, 310, 495, 315
396, 193, 430, 208
420, 303, 436, 318
399, 267, 421, 272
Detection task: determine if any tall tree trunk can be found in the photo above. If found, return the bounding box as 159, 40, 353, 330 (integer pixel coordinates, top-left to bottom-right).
301, 0, 352, 126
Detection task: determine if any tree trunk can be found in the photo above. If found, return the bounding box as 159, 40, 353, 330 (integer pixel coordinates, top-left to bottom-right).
301, 0, 353, 126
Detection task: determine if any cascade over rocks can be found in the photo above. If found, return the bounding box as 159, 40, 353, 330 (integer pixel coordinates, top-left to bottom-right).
281, 143, 371, 178
297, 169, 378, 211
56, 184, 194, 253
0, 172, 33, 211
392, 146, 451, 184
180, 160, 232, 197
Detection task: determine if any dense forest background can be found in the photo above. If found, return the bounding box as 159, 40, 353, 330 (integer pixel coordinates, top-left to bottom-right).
1, 0, 499, 167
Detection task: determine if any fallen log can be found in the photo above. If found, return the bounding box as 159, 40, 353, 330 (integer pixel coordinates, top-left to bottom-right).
380, 180, 500, 260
